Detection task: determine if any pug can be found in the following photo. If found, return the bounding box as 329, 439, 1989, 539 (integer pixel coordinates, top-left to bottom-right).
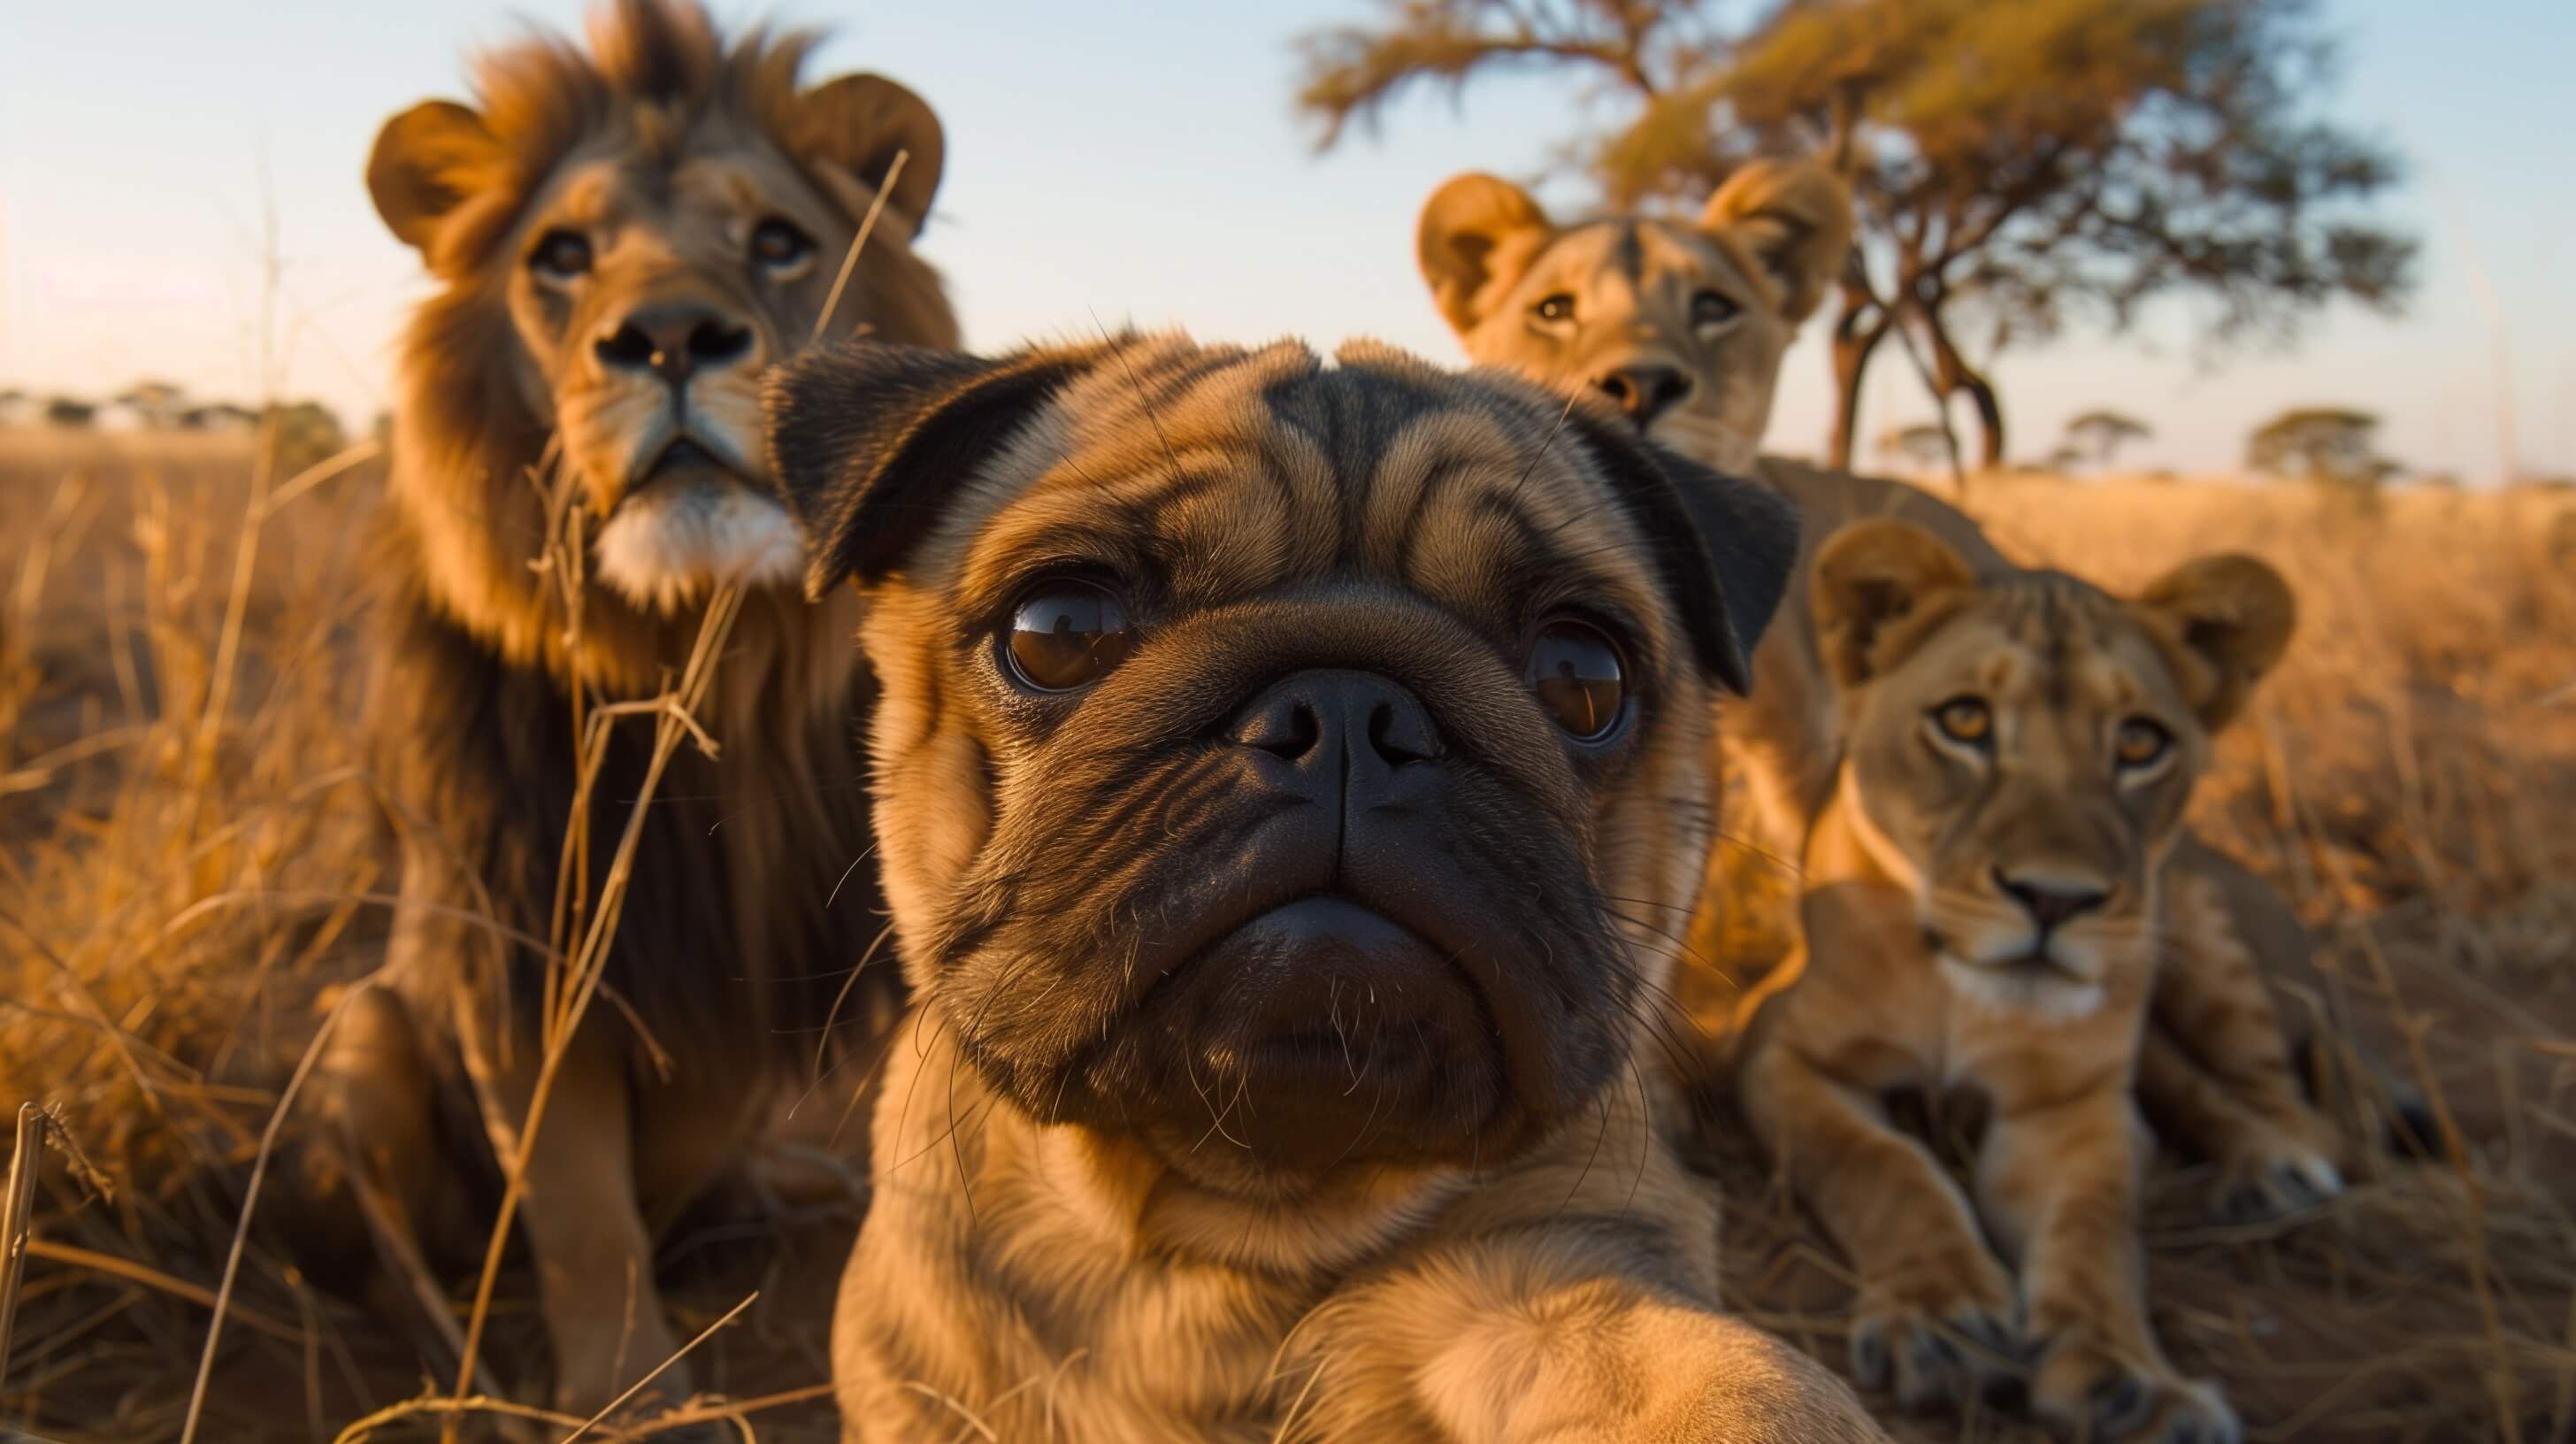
765, 333, 1886, 1443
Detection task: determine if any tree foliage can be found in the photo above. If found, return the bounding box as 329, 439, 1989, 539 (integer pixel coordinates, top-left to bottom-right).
1296, 0, 2413, 469
2246, 405, 2395, 490
2066, 408, 2153, 466
1875, 421, 1952, 471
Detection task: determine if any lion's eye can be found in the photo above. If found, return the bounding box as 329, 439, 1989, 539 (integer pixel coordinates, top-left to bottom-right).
1932, 696, 1992, 746
530, 229, 594, 280
750, 217, 815, 270
1532, 294, 1577, 325
1005, 581, 1134, 692
2114, 717, 2172, 770
1690, 289, 1740, 328
1526, 619, 1626, 741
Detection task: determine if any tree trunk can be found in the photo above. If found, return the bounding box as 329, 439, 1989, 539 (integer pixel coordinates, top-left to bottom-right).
1919, 301, 2005, 469
1828, 289, 1891, 472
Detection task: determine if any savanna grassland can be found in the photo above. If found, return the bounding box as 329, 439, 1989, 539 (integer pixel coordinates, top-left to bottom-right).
3, 426, 2572, 1441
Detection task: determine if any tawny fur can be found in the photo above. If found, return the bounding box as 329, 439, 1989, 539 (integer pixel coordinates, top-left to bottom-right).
1731, 521, 2313, 1440
298, 0, 958, 1420
767, 333, 1888, 1443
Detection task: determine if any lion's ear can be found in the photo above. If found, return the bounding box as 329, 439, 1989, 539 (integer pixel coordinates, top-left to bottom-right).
797, 73, 946, 227
1702, 159, 1852, 325
765, 341, 1088, 597
368, 101, 501, 254
1560, 411, 1798, 695
2132, 554, 2296, 732
1811, 519, 1979, 689
1417, 173, 1554, 335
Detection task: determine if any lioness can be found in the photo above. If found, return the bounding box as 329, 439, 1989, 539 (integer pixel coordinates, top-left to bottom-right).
1733, 519, 2297, 1441
764, 333, 1885, 1442
1416, 160, 2375, 1215
303, 0, 954, 1417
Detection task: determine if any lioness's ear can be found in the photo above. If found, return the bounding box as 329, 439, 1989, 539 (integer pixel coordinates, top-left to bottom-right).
368, 101, 501, 253
797, 74, 946, 227
2132, 554, 2296, 731
1811, 519, 1979, 689
1561, 410, 1798, 695
1702, 158, 1853, 325
1417, 173, 1554, 335
765, 341, 1088, 597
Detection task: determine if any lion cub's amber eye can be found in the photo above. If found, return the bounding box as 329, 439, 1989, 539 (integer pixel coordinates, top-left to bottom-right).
1532, 293, 1577, 324
1690, 289, 1740, 328
750, 217, 815, 269
1932, 696, 1993, 745
1005, 581, 1134, 692
529, 229, 594, 280
2114, 717, 2172, 770
1526, 620, 1626, 741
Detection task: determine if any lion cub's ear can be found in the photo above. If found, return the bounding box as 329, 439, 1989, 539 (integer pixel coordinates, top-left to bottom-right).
796, 73, 947, 228
1811, 519, 1980, 689
765, 341, 1092, 598
1417, 173, 1555, 335
2132, 555, 2296, 732
1702, 158, 1854, 326
368, 101, 502, 255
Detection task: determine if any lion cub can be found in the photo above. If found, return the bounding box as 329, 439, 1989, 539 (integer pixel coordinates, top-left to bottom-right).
1734, 520, 2306, 1443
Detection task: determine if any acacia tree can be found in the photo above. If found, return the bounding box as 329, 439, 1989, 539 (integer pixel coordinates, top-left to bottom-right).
2066, 409, 2153, 467
1876, 421, 1953, 472
1296, 0, 2413, 469
2246, 405, 2394, 490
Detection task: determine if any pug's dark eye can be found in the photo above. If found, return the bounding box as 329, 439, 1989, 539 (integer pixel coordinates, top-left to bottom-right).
2114, 717, 2172, 771
530, 229, 593, 280
1005, 580, 1134, 692
1526, 619, 1625, 741
1532, 293, 1576, 325
750, 217, 814, 270
1932, 696, 1992, 747
1690, 289, 1739, 328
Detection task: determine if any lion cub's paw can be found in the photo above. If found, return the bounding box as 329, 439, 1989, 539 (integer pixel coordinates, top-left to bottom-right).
1848, 1254, 2022, 1411
2212, 1134, 2343, 1225
2035, 1338, 2239, 1444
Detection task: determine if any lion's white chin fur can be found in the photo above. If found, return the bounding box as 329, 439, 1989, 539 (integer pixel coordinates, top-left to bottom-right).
594, 482, 805, 614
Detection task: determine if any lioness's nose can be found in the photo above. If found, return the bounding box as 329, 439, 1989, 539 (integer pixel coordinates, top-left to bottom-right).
593, 303, 755, 387
1593, 364, 1690, 426
1994, 868, 2110, 933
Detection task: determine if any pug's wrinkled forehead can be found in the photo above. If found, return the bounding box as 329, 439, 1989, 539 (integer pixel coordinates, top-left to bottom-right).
770, 333, 1793, 684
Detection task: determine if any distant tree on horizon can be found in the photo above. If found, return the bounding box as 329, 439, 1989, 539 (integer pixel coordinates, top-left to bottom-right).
1295, 0, 2415, 470
1876, 421, 1953, 472
2247, 405, 2396, 495
115, 379, 188, 428
2066, 409, 2153, 469
43, 396, 98, 428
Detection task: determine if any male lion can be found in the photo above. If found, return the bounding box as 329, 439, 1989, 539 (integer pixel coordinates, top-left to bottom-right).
1734, 520, 2304, 1440
1414, 160, 2402, 1215
765, 333, 1883, 1441
303, 0, 956, 1419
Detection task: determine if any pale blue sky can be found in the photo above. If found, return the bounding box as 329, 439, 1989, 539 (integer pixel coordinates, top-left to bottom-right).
3, 1, 2568, 478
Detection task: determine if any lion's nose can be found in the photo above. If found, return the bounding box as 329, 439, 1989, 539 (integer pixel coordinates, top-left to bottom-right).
1592, 364, 1690, 426
1994, 868, 2110, 934
593, 303, 755, 387
1227, 669, 1442, 804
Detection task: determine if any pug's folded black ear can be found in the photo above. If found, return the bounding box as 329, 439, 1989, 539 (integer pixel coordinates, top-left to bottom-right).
764, 340, 1091, 598
1560, 411, 1798, 695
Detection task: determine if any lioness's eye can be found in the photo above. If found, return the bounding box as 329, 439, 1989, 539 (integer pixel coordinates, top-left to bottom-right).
1690, 289, 1740, 328
1005, 580, 1134, 692
1931, 696, 1992, 746
530, 229, 594, 280
1526, 619, 1626, 741
2114, 717, 2172, 770
1532, 294, 1576, 324
751, 217, 815, 269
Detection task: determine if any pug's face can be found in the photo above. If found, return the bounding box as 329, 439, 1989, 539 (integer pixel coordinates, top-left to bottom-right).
769, 335, 1793, 1198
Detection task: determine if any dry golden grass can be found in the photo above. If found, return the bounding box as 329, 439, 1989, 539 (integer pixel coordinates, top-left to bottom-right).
3, 434, 2571, 1441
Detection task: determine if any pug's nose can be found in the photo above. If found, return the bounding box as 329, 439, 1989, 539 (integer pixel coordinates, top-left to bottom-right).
1227, 670, 1441, 800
